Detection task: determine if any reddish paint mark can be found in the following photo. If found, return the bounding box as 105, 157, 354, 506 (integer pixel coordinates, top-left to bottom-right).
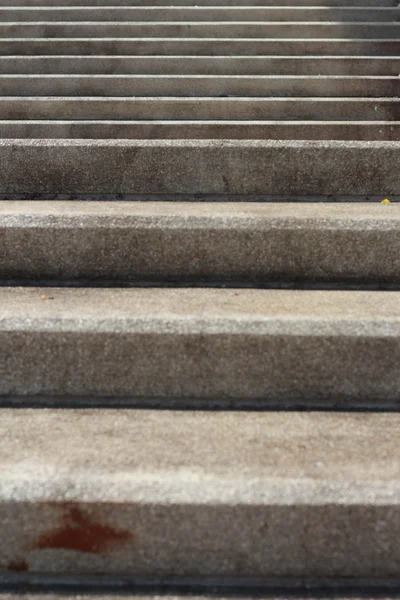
8, 559, 28, 572
35, 505, 132, 554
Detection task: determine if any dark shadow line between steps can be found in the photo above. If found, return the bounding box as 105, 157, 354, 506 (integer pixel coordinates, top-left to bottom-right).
0, 195, 399, 203
2, 396, 400, 412
2, 279, 400, 291
1, 576, 400, 597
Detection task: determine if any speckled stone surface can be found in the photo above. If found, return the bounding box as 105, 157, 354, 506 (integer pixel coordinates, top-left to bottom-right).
0, 140, 399, 196
0, 410, 400, 579
1, 287, 400, 404
1, 201, 400, 282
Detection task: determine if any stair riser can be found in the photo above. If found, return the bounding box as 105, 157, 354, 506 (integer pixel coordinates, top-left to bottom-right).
2, 57, 399, 75
2, 23, 399, 38
1, 76, 398, 97
2, 313, 400, 402
2, 40, 398, 56
1, 501, 400, 579
1, 121, 399, 140
1, 8, 399, 21
0, 140, 399, 195
2, 98, 398, 121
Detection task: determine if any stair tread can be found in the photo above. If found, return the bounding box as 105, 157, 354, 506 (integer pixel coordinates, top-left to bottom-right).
1, 409, 399, 497
3, 286, 400, 326
0, 408, 400, 578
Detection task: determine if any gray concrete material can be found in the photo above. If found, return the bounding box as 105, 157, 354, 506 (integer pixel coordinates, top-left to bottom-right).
2, 0, 397, 5
1, 596, 400, 600
1, 7, 398, 22
2, 287, 400, 401
1, 97, 399, 121
0, 596, 398, 600
1, 410, 400, 577
2, 201, 400, 282
1, 120, 399, 141
0, 139, 399, 196
2, 22, 399, 38
1, 75, 398, 98
1, 39, 398, 56
2, 56, 400, 76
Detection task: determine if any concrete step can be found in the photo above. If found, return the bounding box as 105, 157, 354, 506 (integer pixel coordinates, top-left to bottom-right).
2, 201, 399, 282
2, 39, 398, 56
1, 75, 398, 97
2, 56, 399, 75
1, 97, 398, 121
1, 120, 399, 140
1, 22, 399, 38
1, 7, 399, 22
0, 139, 398, 196
1, 409, 400, 578
2, 287, 400, 403
1, 0, 398, 195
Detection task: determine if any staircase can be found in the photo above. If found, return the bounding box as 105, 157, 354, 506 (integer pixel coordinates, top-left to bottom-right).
1, 0, 400, 595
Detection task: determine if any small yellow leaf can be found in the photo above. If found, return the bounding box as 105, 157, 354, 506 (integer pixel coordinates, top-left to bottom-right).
381, 198, 391, 205
40, 294, 48, 300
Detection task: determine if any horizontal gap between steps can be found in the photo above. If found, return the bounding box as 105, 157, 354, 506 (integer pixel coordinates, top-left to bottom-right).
1, 194, 399, 202
2, 396, 400, 412
3, 279, 400, 291
2, 575, 400, 594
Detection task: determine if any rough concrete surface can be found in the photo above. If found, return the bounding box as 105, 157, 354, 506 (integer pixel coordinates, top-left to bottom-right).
1, 0, 397, 5
1, 98, 399, 121
1, 23, 399, 38
0, 410, 400, 578
1, 75, 398, 97
1, 287, 400, 402
1, 7, 398, 21
1, 140, 399, 195
1, 57, 399, 76
1, 40, 398, 56
1, 98, 398, 121
1, 121, 399, 141
1, 201, 400, 282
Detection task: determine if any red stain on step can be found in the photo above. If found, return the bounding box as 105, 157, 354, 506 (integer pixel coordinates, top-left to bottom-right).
35, 505, 132, 554
8, 559, 28, 572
